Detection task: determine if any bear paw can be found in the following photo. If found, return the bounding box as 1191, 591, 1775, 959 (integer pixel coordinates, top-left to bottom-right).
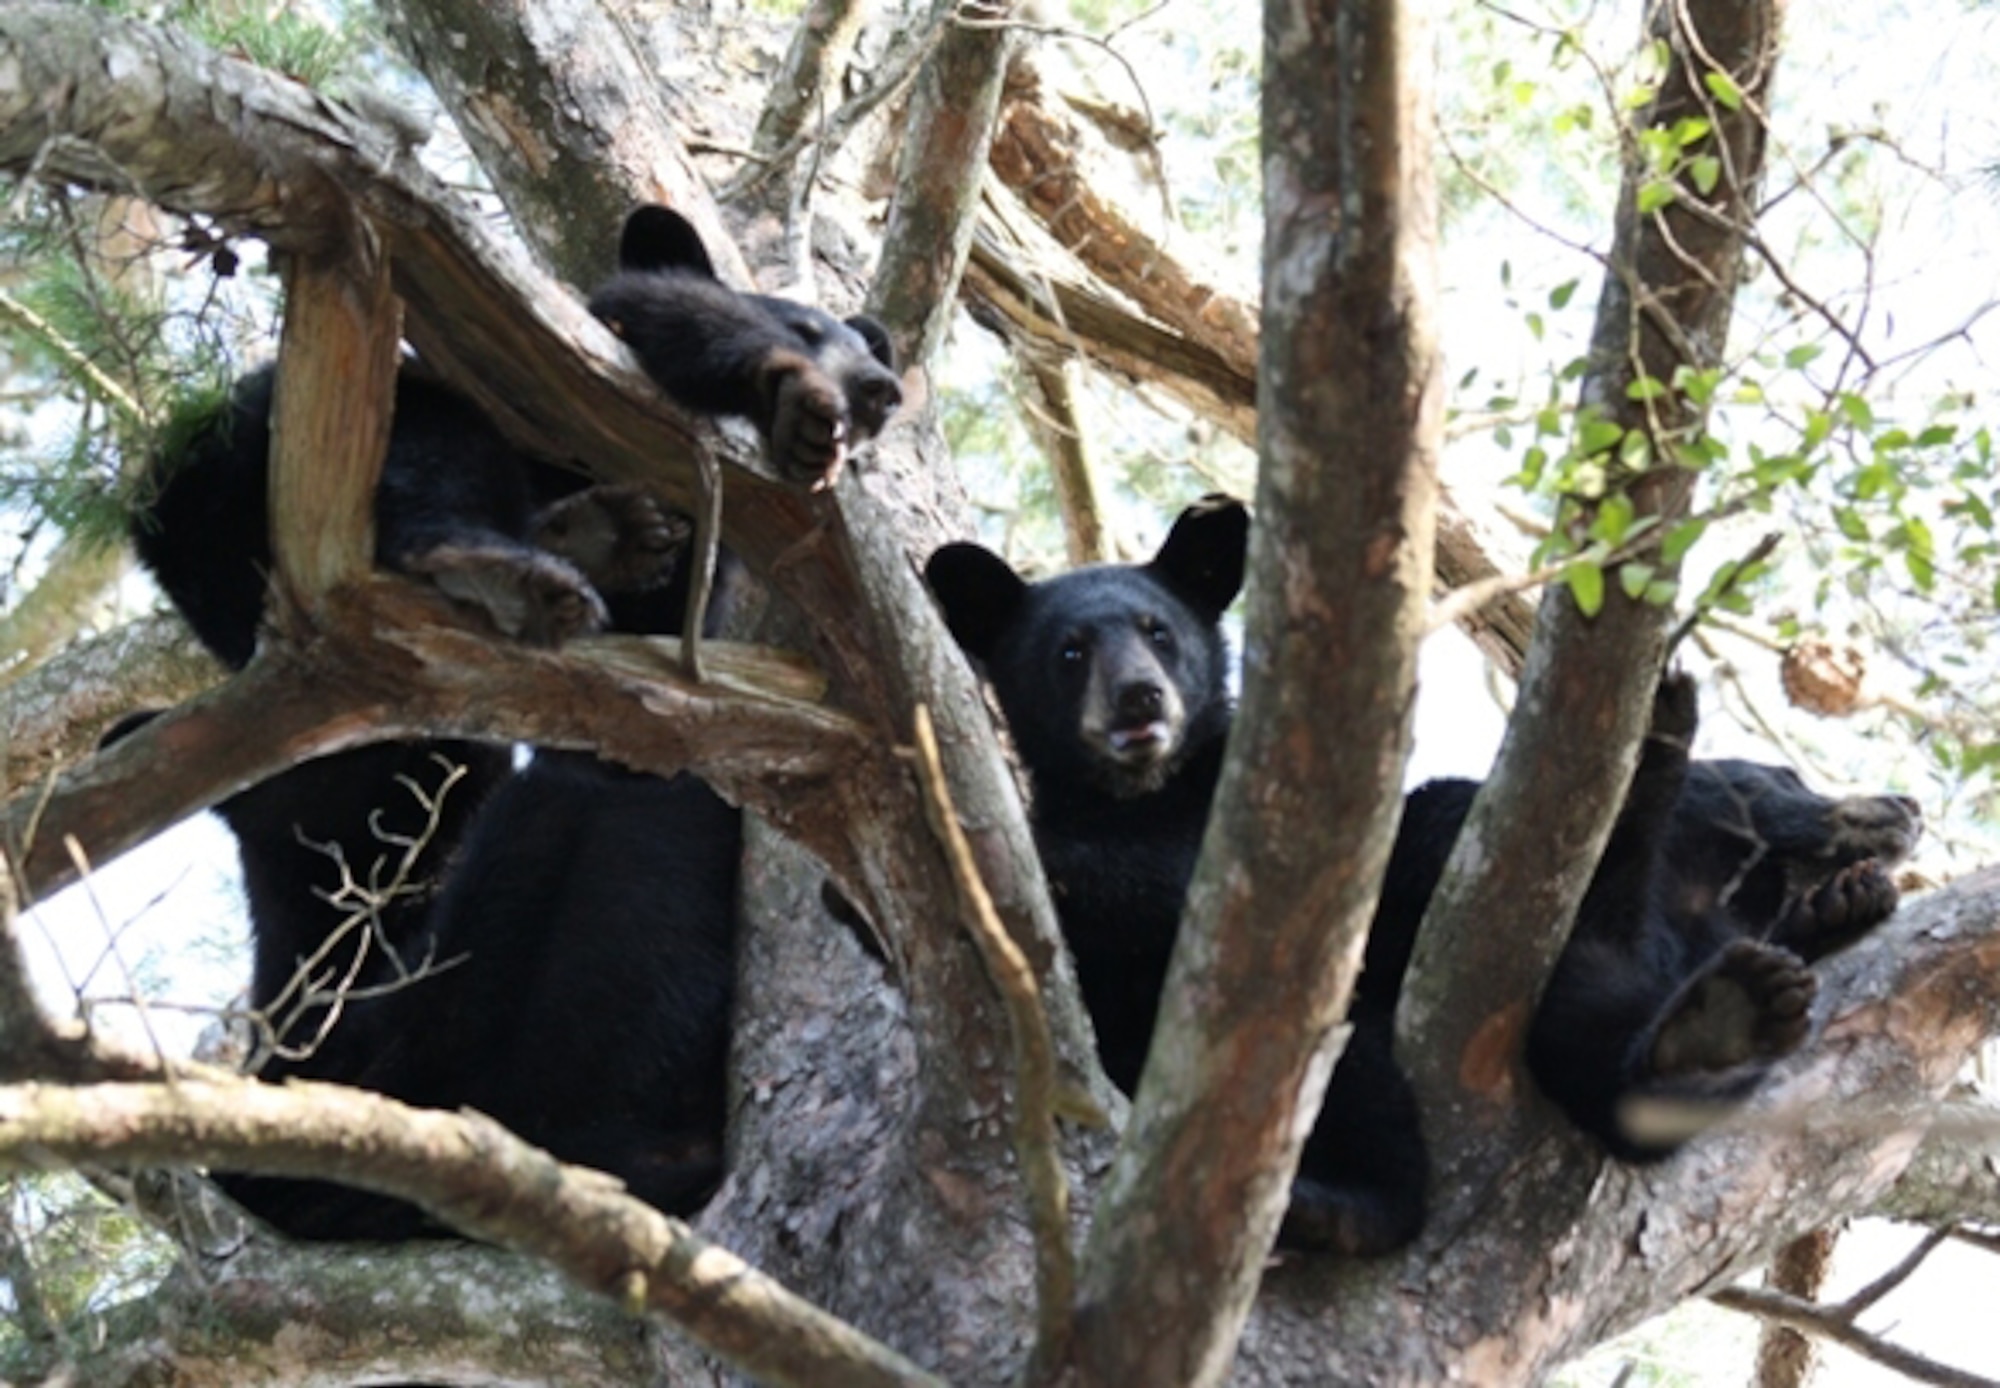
532, 484, 691, 594
761, 350, 851, 489
1772, 858, 1900, 960
406, 543, 607, 646
1648, 939, 1814, 1079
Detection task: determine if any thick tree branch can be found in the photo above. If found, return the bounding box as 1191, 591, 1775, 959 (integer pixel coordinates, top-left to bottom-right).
377, 0, 747, 290
1068, 0, 1440, 1381
268, 241, 400, 606
1228, 872, 2000, 1383
15, 1240, 660, 1388
0, 614, 220, 804
909, 703, 1074, 1376
2, 580, 862, 907
870, 0, 1019, 368
1869, 1098, 2000, 1227
1401, 0, 1784, 1201
990, 59, 1259, 383
0, 1079, 944, 1388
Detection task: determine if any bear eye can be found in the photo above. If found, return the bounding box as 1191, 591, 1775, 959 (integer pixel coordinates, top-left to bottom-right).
1059, 634, 1088, 666
1140, 615, 1174, 650
793, 321, 825, 347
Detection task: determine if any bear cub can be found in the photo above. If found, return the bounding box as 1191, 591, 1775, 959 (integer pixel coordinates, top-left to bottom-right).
928, 500, 1923, 1256
925, 497, 1431, 1257
124, 204, 900, 1239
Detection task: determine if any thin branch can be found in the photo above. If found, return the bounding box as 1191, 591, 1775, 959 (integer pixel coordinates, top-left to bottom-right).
908, 703, 1074, 1379
1713, 1284, 2000, 1388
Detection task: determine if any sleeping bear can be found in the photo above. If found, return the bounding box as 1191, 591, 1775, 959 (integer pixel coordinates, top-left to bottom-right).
125, 204, 900, 1238
925, 498, 1921, 1254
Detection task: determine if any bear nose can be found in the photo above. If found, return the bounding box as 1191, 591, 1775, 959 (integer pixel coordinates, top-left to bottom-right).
1116, 683, 1164, 721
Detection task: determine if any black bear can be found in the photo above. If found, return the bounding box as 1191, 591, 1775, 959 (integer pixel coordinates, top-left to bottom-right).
1520, 695, 1920, 1159
1374, 678, 1918, 1161
926, 501, 1923, 1255
589, 203, 902, 489
924, 497, 1430, 1257
126, 203, 901, 1238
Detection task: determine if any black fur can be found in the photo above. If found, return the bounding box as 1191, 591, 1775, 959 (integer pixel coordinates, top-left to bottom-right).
927, 504, 1922, 1255
926, 498, 1429, 1258
123, 206, 902, 1240
589, 205, 902, 487
1388, 679, 1919, 1161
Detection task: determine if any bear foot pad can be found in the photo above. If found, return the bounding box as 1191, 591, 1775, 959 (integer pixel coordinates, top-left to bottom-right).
407, 543, 606, 646
531, 484, 691, 594
1649, 939, 1814, 1079
1772, 859, 1900, 959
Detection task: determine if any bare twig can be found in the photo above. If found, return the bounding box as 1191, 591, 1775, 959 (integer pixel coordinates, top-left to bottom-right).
1713, 1283, 2000, 1388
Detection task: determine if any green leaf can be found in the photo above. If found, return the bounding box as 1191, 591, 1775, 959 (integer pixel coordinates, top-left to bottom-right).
1626, 374, 1668, 402
1916, 424, 1956, 448
1673, 365, 1721, 406
1784, 343, 1824, 370
1688, 154, 1721, 196
1837, 392, 1875, 432
1565, 560, 1606, 616
1802, 409, 1832, 450
1833, 506, 1869, 542
1577, 415, 1624, 455
1703, 70, 1743, 110
1550, 279, 1579, 309
1662, 517, 1708, 565
1644, 579, 1679, 605
1592, 492, 1636, 545
1906, 546, 1936, 592
1619, 561, 1655, 599
1671, 116, 1713, 147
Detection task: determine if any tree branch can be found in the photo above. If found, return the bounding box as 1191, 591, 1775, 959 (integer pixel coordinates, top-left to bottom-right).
1068, 0, 1441, 1379
377, 0, 748, 290
0, 1079, 944, 1388
1401, 0, 1784, 1202
869, 0, 1020, 368
2, 580, 864, 908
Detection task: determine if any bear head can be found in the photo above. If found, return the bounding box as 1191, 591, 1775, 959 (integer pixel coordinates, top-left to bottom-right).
925, 497, 1248, 801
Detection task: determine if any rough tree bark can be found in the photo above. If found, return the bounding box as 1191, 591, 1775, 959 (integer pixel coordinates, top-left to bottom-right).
1065, 0, 1439, 1381
1, 3, 1997, 1387
1402, 0, 1785, 1196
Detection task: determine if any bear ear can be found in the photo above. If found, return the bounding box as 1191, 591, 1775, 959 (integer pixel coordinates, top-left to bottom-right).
618, 205, 718, 279
1148, 494, 1248, 620
844, 315, 897, 371
924, 543, 1028, 663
